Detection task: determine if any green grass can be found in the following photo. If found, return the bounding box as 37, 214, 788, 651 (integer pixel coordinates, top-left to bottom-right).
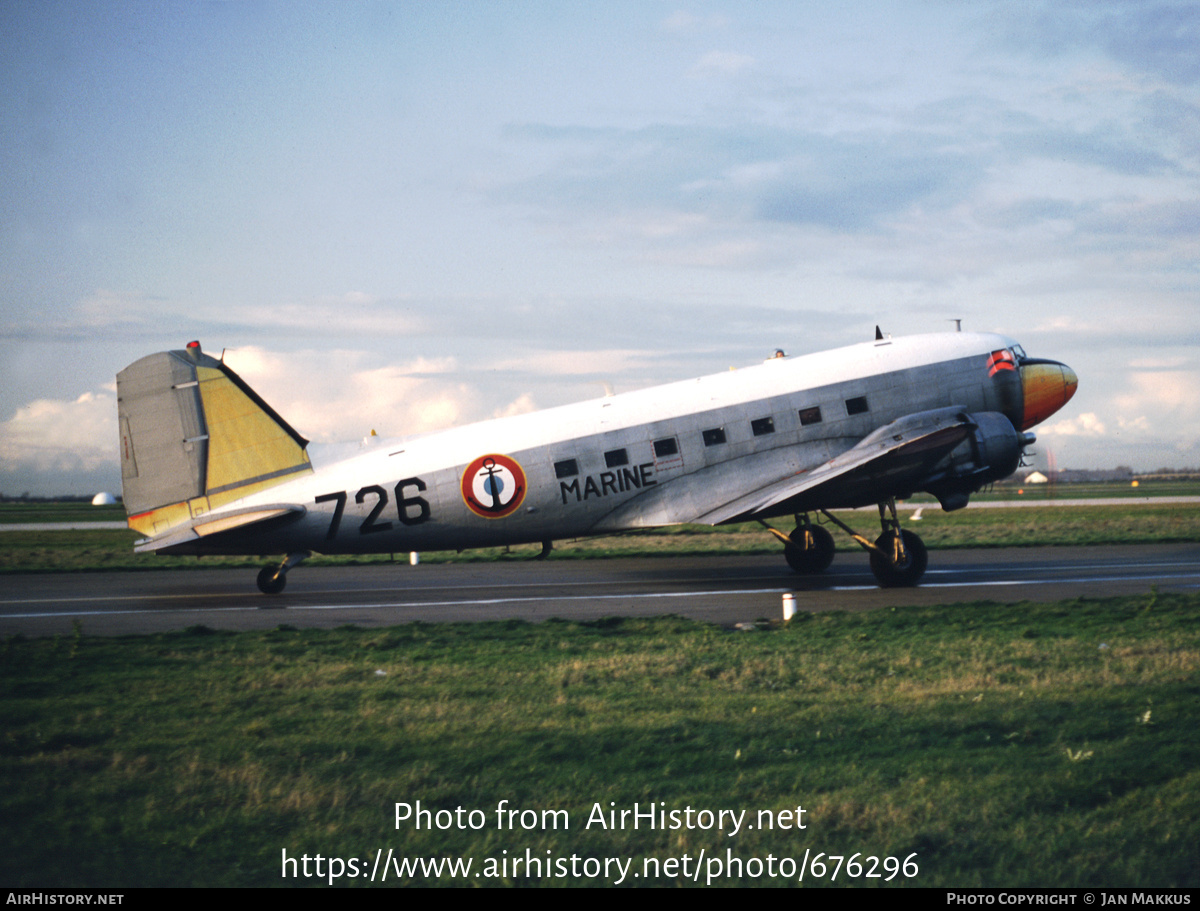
2, 593, 1198, 887
0, 502, 128, 523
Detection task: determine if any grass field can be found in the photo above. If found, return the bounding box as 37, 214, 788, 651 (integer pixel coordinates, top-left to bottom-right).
0, 502, 129, 524
2, 593, 1197, 887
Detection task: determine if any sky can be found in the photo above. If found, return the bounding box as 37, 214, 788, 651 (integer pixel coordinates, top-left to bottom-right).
2, 0, 1198, 497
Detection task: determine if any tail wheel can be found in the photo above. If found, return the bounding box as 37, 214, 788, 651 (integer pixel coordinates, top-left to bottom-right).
256, 566, 287, 595
869, 530, 927, 587
784, 524, 836, 574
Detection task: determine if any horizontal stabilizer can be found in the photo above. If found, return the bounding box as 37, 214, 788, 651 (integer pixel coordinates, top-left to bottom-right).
134, 503, 306, 553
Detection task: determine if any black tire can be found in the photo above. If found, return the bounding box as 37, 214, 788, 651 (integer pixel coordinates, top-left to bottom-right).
784, 525, 836, 574
257, 566, 287, 595
869, 529, 927, 587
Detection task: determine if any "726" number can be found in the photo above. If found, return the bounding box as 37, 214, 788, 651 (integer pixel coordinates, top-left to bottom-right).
315, 478, 430, 538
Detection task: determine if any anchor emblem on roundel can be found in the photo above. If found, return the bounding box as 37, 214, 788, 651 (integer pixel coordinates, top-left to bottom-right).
461, 453, 527, 519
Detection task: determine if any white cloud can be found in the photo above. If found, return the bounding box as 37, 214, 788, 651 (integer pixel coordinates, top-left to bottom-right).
220, 347, 473, 442
0, 390, 117, 475
493, 393, 538, 420
1117, 415, 1153, 434
1112, 370, 1200, 417
1040, 411, 1107, 437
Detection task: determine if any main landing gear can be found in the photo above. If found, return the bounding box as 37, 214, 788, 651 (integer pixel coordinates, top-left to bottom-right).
763, 518, 836, 575
256, 551, 310, 594
763, 498, 928, 587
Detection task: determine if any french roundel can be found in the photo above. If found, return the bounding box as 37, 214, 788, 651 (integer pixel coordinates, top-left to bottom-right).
461, 453, 527, 519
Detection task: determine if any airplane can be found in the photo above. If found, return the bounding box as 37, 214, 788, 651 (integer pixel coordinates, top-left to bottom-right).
116, 329, 1077, 593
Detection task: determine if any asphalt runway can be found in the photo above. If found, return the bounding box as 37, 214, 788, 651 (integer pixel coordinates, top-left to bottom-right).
3, 543, 1198, 637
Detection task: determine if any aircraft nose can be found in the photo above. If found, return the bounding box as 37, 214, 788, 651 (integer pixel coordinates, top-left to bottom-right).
1020, 360, 1078, 430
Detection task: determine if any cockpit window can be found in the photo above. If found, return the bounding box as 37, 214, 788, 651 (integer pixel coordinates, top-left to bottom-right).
1012, 345, 1027, 361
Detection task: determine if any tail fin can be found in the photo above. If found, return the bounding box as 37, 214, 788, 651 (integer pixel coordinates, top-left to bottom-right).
117, 341, 312, 539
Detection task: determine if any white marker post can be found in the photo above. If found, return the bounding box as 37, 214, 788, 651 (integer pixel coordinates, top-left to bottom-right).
782, 592, 797, 621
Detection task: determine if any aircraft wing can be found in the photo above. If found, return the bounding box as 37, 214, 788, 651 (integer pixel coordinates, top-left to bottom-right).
593, 407, 975, 530
693, 407, 974, 523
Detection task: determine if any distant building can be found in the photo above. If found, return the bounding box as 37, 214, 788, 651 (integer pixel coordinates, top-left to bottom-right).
91, 492, 118, 505
1024, 471, 1049, 484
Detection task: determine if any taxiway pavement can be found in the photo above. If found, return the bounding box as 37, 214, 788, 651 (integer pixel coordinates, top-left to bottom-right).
2, 543, 1197, 637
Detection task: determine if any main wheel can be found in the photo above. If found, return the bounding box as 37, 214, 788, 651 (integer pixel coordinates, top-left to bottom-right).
784, 525, 836, 574
256, 565, 287, 595
868, 529, 927, 587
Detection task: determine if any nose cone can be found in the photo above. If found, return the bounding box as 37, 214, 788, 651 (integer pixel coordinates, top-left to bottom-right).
1020, 360, 1078, 430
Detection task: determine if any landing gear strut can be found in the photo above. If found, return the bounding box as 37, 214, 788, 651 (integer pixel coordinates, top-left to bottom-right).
766, 499, 928, 587
256, 551, 310, 595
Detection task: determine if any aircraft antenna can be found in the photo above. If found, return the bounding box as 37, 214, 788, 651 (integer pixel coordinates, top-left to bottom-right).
948, 319, 962, 332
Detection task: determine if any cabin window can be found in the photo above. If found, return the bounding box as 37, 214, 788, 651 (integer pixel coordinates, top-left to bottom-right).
845, 396, 869, 416
751, 417, 775, 436
702, 427, 726, 446
554, 459, 579, 479
799, 406, 822, 426
653, 437, 679, 458
604, 448, 629, 468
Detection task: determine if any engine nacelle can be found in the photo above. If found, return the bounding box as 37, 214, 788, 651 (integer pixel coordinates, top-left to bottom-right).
922, 411, 1033, 511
